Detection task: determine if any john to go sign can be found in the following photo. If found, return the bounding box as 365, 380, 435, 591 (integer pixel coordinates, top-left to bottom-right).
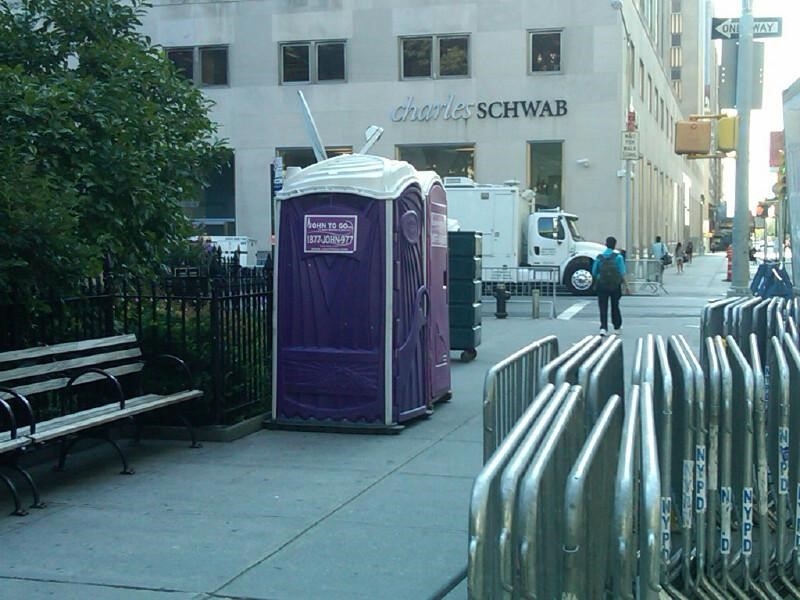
711, 17, 783, 40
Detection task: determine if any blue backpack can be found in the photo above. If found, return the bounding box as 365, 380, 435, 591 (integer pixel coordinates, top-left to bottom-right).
595, 253, 623, 291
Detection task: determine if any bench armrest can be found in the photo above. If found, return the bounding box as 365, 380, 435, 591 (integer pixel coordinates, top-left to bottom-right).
143, 354, 194, 391
0, 386, 35, 435
65, 367, 126, 412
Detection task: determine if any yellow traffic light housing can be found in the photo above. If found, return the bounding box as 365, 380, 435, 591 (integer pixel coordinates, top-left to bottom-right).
717, 116, 738, 153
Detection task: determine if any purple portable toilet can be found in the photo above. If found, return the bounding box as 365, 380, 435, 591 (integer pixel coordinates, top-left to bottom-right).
271, 154, 432, 430
419, 172, 452, 405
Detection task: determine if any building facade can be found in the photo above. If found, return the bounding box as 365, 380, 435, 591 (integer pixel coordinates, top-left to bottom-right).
140, 0, 713, 257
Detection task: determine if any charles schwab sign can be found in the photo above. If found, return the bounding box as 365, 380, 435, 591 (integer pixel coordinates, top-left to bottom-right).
390, 93, 567, 123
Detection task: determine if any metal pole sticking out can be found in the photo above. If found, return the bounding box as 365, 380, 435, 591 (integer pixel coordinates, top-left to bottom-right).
612, 0, 635, 256
730, 1, 754, 295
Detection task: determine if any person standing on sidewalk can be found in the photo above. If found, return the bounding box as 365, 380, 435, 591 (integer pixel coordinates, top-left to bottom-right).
651, 235, 669, 283
592, 236, 627, 335
675, 242, 685, 273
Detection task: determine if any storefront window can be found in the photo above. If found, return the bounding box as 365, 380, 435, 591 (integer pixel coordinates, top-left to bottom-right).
528, 141, 563, 209
396, 144, 474, 178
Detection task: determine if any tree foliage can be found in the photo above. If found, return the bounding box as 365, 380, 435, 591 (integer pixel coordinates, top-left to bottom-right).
0, 0, 230, 299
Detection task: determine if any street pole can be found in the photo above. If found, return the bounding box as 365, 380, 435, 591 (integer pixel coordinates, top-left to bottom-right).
613, 0, 634, 256
730, 0, 753, 294
626, 151, 633, 257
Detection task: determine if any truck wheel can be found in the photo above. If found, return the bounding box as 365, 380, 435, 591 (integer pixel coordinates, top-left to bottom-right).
564, 261, 594, 295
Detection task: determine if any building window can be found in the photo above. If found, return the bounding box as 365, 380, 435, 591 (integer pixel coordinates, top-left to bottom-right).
277, 146, 352, 169
639, 60, 645, 101
672, 79, 683, 100
166, 46, 228, 86
400, 35, 469, 79
396, 144, 474, 178
528, 141, 563, 209
280, 41, 346, 84
530, 30, 562, 73
180, 154, 236, 236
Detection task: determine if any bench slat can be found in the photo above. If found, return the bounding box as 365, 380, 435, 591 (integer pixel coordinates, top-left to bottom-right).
0, 335, 138, 365
27, 390, 203, 443
0, 437, 29, 453
1, 363, 145, 399
0, 348, 143, 387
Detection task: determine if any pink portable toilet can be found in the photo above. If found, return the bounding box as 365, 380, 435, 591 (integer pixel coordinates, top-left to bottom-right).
419, 172, 452, 406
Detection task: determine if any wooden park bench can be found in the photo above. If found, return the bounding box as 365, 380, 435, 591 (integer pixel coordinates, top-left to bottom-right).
0, 334, 203, 515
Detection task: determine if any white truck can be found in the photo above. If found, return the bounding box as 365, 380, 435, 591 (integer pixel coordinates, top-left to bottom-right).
443, 177, 607, 295
207, 236, 257, 267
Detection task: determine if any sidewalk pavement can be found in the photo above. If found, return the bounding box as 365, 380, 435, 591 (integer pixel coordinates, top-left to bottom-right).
1, 254, 733, 600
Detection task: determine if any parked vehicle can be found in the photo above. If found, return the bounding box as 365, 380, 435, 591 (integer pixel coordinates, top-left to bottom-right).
443, 177, 607, 295
205, 236, 257, 267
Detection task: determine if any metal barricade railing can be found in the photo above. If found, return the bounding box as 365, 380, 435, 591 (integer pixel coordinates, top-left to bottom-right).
781, 333, 800, 585
539, 335, 602, 390
731, 297, 762, 345
577, 335, 624, 426
751, 298, 772, 363
639, 381, 664, 599
472, 327, 800, 598
700, 297, 742, 366
787, 315, 799, 348
515, 385, 585, 599
625, 258, 667, 296
561, 392, 623, 599
612, 381, 639, 599
711, 336, 750, 599
666, 335, 697, 595
481, 267, 559, 318
468, 383, 562, 600
765, 335, 800, 596
482, 335, 559, 462
748, 333, 782, 598
723, 335, 760, 597
701, 336, 724, 596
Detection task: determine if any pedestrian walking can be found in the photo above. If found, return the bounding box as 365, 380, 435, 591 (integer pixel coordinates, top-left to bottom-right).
675, 242, 685, 273
685, 240, 693, 263
592, 236, 627, 335
650, 235, 670, 282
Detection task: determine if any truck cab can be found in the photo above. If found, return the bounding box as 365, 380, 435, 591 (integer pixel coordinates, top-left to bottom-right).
527, 210, 605, 294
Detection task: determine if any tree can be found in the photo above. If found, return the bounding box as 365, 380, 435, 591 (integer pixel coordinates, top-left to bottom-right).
0, 0, 230, 300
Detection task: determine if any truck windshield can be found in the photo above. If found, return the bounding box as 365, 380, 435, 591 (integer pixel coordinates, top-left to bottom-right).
564, 217, 583, 241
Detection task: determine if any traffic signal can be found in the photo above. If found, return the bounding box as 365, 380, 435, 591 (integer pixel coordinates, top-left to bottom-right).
675, 120, 711, 154
717, 116, 738, 153
773, 171, 787, 199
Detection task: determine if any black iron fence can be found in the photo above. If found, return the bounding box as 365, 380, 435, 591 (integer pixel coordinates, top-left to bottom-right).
0, 258, 273, 426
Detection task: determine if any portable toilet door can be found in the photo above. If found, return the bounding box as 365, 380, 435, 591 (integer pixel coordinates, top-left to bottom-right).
272, 154, 429, 430
419, 172, 452, 405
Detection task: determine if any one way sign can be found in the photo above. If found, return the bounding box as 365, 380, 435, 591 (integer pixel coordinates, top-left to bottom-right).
711, 17, 783, 40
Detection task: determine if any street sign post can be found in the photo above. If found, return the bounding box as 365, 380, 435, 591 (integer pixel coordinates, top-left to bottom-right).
621, 131, 639, 160
711, 17, 782, 40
